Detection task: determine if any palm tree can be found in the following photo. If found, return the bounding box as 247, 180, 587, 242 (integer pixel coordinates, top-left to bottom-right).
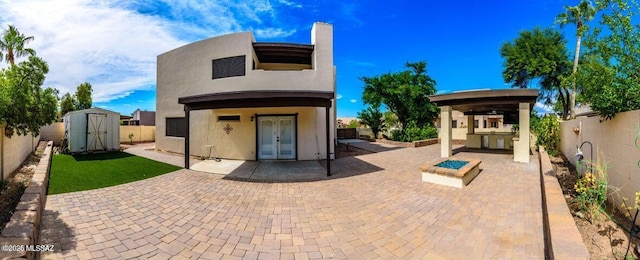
0, 25, 36, 66
555, 0, 596, 119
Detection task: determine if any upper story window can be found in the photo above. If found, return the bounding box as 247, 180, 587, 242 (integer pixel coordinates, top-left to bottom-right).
212, 55, 246, 79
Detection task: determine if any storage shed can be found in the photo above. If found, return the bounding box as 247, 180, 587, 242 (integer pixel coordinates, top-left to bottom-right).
63, 108, 120, 153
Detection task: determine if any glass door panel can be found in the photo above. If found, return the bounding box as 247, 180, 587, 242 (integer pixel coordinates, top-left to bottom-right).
278, 117, 295, 159
258, 118, 276, 159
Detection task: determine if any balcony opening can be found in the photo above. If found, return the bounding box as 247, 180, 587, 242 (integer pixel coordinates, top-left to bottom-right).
252, 43, 314, 71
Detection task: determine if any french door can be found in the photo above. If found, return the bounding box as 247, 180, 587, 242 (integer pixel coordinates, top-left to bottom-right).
258, 116, 296, 160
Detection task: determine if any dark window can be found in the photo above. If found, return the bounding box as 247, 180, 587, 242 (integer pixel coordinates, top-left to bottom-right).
166, 117, 186, 137
218, 115, 240, 121
473, 119, 479, 128
452, 120, 457, 128
212, 55, 246, 79
491, 121, 498, 128
483, 120, 487, 128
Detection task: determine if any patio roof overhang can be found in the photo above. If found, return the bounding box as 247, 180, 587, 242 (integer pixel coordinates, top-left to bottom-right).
178, 90, 334, 110
178, 90, 335, 176
428, 89, 539, 115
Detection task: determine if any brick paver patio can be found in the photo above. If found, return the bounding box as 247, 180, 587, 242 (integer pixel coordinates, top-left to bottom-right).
40, 144, 544, 259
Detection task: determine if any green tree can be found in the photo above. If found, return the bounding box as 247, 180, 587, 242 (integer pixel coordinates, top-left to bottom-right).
60, 93, 75, 116
346, 119, 360, 128
534, 115, 560, 155
75, 82, 93, 110
361, 61, 439, 130
577, 0, 640, 121
500, 27, 573, 117
357, 105, 385, 139
0, 56, 57, 136
0, 25, 36, 66
383, 111, 400, 131
556, 0, 597, 119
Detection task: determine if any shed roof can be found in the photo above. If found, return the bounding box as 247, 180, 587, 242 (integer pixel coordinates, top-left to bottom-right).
63, 108, 120, 117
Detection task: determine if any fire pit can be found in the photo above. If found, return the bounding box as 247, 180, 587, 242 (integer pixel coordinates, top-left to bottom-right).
420, 158, 482, 188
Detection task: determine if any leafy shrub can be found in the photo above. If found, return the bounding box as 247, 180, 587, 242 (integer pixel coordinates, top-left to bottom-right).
534, 115, 560, 155
390, 121, 437, 142
574, 159, 608, 223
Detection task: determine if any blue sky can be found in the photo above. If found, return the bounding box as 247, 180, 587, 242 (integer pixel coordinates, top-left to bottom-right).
0, 0, 577, 117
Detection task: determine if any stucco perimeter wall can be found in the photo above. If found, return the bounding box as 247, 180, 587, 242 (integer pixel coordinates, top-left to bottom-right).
120, 126, 156, 143
157, 107, 334, 160
39, 123, 64, 146
559, 110, 640, 215
39, 123, 156, 145
0, 128, 39, 180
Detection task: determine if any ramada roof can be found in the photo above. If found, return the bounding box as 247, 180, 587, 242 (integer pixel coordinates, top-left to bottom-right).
429, 89, 538, 115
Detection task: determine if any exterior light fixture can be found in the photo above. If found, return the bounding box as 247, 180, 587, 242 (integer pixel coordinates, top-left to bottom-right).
575, 147, 584, 162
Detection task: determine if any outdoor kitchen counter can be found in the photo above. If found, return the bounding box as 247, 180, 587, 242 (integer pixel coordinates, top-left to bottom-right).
466, 132, 516, 149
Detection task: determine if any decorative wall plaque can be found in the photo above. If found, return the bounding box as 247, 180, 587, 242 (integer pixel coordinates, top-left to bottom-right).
223, 124, 233, 134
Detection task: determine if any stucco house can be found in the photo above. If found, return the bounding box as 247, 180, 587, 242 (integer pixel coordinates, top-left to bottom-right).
156, 22, 336, 173
127, 109, 156, 126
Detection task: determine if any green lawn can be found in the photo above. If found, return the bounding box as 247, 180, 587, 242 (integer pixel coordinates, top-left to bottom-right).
49, 152, 181, 194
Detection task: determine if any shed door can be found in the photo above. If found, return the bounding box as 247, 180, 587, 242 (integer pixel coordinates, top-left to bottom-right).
87, 114, 107, 151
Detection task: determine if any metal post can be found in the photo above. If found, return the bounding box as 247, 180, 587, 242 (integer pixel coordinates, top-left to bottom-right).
184, 107, 190, 169
326, 106, 331, 176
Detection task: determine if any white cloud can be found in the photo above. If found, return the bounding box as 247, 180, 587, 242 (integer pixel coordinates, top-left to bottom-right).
278, 0, 302, 8
0, 0, 184, 102
254, 28, 297, 39
535, 102, 553, 112
336, 94, 343, 100
350, 99, 357, 103
0, 0, 299, 102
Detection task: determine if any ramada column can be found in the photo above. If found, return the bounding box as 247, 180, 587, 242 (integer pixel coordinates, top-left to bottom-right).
440, 106, 452, 158
514, 102, 530, 163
